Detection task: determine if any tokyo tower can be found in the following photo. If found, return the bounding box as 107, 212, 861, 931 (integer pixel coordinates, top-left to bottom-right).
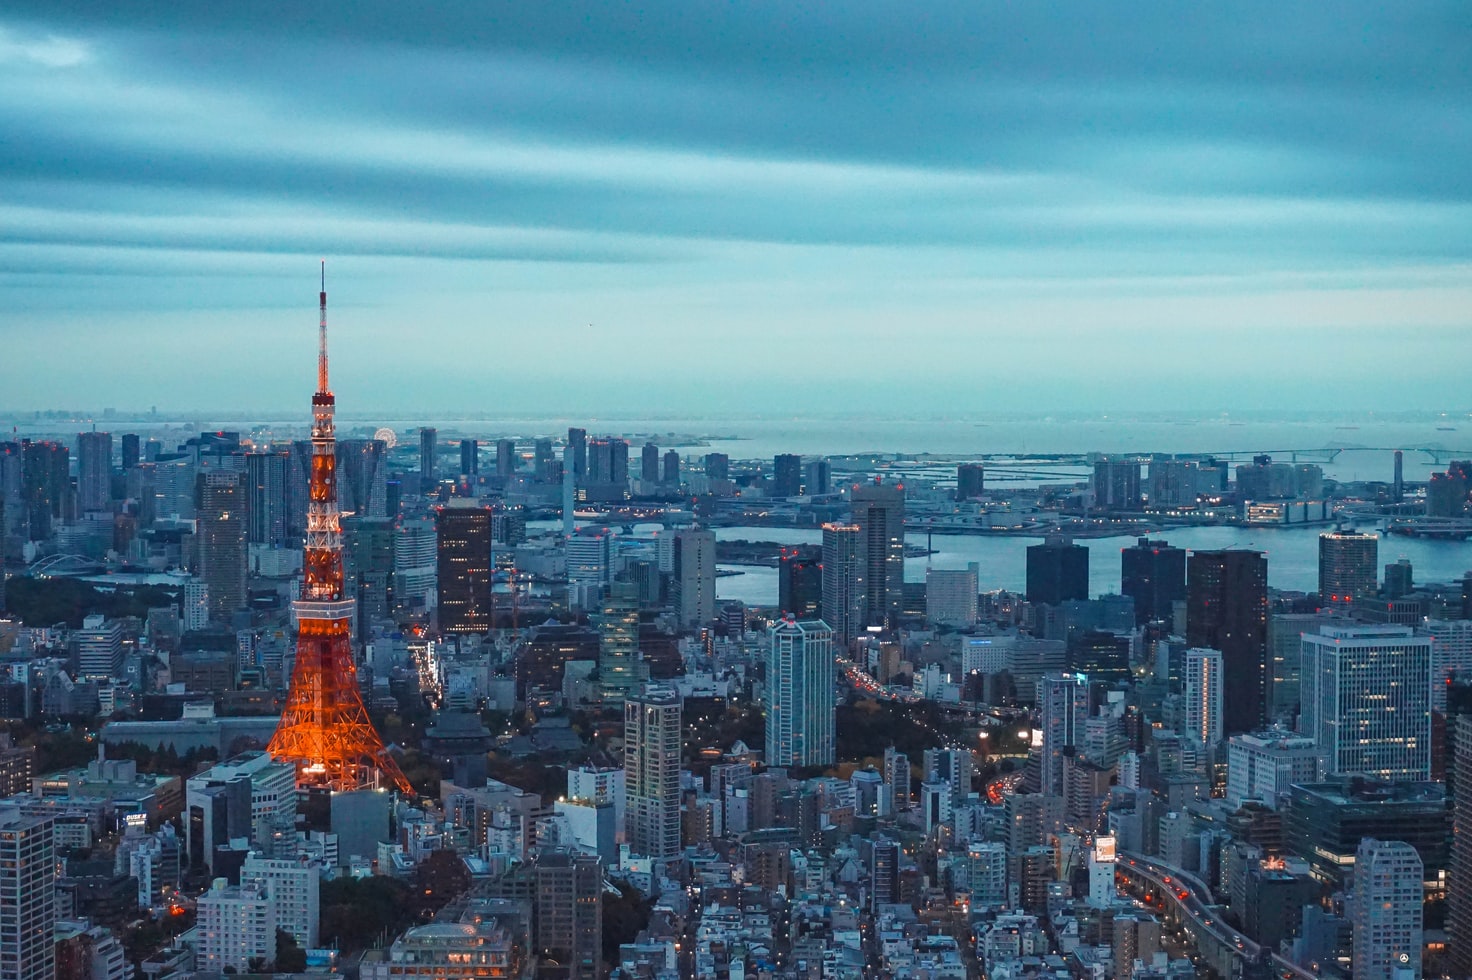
267, 263, 411, 793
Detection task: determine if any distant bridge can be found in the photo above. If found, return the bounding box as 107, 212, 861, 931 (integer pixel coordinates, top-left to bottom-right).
25, 554, 106, 578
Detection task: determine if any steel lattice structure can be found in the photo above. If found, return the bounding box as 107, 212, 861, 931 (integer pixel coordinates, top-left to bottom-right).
267, 264, 411, 794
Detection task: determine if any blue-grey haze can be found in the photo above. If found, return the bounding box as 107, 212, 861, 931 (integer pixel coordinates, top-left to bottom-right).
2, 3, 1470, 411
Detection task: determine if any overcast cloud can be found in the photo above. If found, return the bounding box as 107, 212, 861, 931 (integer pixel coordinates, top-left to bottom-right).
2, 2, 1470, 413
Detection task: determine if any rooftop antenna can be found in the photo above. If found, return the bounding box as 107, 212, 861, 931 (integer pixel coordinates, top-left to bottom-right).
318, 259, 329, 394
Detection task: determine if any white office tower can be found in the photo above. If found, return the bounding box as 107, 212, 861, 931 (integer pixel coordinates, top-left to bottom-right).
672, 529, 716, 628
1182, 648, 1224, 749
1225, 730, 1320, 810
76, 615, 124, 679
956, 841, 1008, 909
241, 853, 320, 948
1301, 625, 1432, 781
764, 619, 836, 767
393, 516, 437, 609
197, 878, 276, 973
884, 746, 911, 812
820, 522, 864, 644
0, 807, 55, 980
566, 530, 612, 590
1039, 673, 1089, 797
1087, 835, 1118, 908
568, 766, 626, 837
926, 564, 979, 628
186, 751, 297, 855
923, 747, 974, 811
624, 686, 681, 859
1351, 839, 1422, 980
1426, 619, 1472, 712
920, 780, 952, 835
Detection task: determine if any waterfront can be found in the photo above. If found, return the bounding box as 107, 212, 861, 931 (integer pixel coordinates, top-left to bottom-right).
714, 523, 1472, 608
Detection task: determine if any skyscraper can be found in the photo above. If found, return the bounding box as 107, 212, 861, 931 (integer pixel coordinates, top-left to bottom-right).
778, 550, 822, 619
1449, 710, 1472, 978
1120, 537, 1186, 626
1026, 536, 1089, 605
1092, 458, 1141, 510
495, 438, 515, 480
1039, 672, 1089, 798
661, 449, 679, 486
1350, 839, 1422, 980
672, 528, 716, 628
567, 427, 587, 480
956, 463, 985, 500
804, 459, 831, 496
76, 430, 113, 512
535, 850, 603, 980
821, 522, 863, 643
641, 442, 660, 483
1300, 624, 1431, 781
418, 427, 438, 493
595, 583, 645, 703
1182, 648, 1223, 749
765, 618, 836, 767
624, 686, 681, 859
459, 439, 478, 477
21, 440, 68, 540
1318, 530, 1378, 605
435, 501, 493, 634
336, 439, 388, 519
1187, 549, 1268, 735
772, 454, 802, 498
121, 433, 141, 471
704, 453, 729, 481
244, 451, 290, 547
851, 481, 905, 629
197, 470, 247, 623
0, 807, 56, 980
926, 565, 979, 628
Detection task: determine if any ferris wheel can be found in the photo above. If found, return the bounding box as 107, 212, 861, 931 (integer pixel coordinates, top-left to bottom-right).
373, 427, 397, 449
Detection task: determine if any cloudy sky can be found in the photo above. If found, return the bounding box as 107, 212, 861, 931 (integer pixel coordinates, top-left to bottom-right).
3, 2, 1470, 414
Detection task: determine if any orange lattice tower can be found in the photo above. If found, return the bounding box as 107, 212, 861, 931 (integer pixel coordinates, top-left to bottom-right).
267, 264, 410, 793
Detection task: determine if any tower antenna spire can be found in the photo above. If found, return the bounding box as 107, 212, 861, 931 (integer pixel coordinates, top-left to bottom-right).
318, 259, 329, 394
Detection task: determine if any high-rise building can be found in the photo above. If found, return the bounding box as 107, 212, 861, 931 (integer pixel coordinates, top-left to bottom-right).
495, 439, 515, 480
197, 878, 275, 973
1026, 536, 1089, 605
956, 463, 985, 501
0, 807, 55, 980
533, 438, 554, 480
926, 565, 979, 628
764, 618, 836, 767
22, 439, 69, 539
343, 517, 395, 625
1092, 458, 1141, 510
820, 523, 863, 643
1319, 531, 1378, 605
1120, 538, 1186, 626
567, 529, 612, 591
120, 433, 141, 471
1301, 625, 1431, 781
77, 430, 113, 512
672, 529, 716, 628
435, 501, 493, 634
851, 481, 905, 629
704, 452, 729, 481
923, 746, 974, 811
1267, 611, 1337, 724
393, 515, 437, 610
595, 583, 645, 703
772, 454, 802, 498
1187, 549, 1268, 735
567, 427, 587, 480
1182, 648, 1224, 749
778, 550, 822, 619
535, 850, 602, 980
1427, 619, 1472, 712
244, 452, 290, 547
624, 686, 681, 859
804, 459, 830, 496
76, 614, 124, 679
641, 443, 660, 483
459, 438, 478, 477
1449, 711, 1472, 979
198, 470, 247, 623
1383, 558, 1413, 598
418, 428, 438, 493
1039, 673, 1089, 797
241, 853, 320, 948
1350, 839, 1422, 980
336, 439, 388, 519
884, 746, 911, 812
661, 449, 680, 487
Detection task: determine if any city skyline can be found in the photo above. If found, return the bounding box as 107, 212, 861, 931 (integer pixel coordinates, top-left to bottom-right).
3, 4, 1471, 412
